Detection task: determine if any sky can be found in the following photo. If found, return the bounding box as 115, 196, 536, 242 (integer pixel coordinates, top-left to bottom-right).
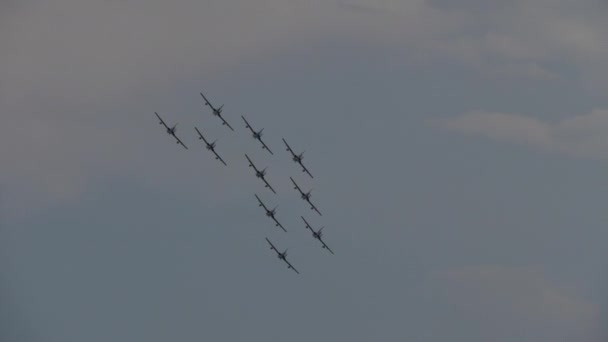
1, 0, 607, 341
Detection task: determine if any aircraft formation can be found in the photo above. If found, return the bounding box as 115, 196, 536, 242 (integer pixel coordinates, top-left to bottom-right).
154, 91, 334, 274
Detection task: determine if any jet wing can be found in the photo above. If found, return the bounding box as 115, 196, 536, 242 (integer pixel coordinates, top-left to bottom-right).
307, 199, 322, 216
218, 114, 234, 131
263, 178, 277, 194
255, 194, 269, 212
199, 92, 216, 111
272, 216, 287, 232
241, 115, 256, 134
319, 238, 334, 255
194, 127, 210, 145
282, 258, 300, 274
299, 161, 313, 179
172, 133, 188, 150
301, 216, 314, 232
259, 138, 273, 155
282, 138, 297, 157
155, 112, 170, 130
245, 154, 260, 173
212, 150, 227, 166
290, 177, 304, 195
265, 237, 279, 254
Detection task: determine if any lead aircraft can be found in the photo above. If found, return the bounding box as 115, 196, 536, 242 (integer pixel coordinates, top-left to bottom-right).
245, 154, 276, 194
301, 216, 334, 255
290, 177, 322, 216
200, 92, 234, 131
255, 194, 286, 232
241, 115, 273, 155
154, 112, 188, 150
265, 237, 299, 274
194, 127, 227, 166
282, 138, 313, 178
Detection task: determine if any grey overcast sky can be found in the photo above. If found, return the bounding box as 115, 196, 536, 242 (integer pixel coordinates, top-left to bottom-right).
1, 0, 607, 341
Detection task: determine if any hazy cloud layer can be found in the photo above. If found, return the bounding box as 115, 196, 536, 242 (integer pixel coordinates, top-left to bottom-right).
434, 109, 608, 159
3, 0, 608, 211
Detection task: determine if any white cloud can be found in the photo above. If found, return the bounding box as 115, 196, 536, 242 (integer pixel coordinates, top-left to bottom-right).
434, 109, 608, 159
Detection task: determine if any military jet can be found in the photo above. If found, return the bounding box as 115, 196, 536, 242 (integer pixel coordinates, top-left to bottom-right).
301, 216, 334, 255
290, 177, 322, 216
265, 238, 299, 274
241, 115, 273, 155
200, 92, 234, 131
245, 154, 276, 194
282, 138, 312, 178
154, 112, 188, 150
255, 194, 286, 232
194, 127, 227, 166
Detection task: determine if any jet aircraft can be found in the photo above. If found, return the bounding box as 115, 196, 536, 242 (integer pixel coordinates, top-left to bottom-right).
255, 194, 286, 232
301, 216, 334, 254
154, 112, 188, 150
290, 177, 322, 216
241, 115, 273, 155
282, 138, 312, 178
200, 92, 234, 131
265, 238, 299, 274
194, 127, 227, 166
245, 154, 276, 194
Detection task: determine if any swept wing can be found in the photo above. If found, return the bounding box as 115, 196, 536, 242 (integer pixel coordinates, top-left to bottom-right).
290, 176, 304, 195
173, 134, 188, 150
155, 112, 170, 130
272, 216, 286, 232
307, 199, 322, 216
255, 194, 270, 212
299, 162, 313, 179
262, 178, 277, 194
245, 154, 261, 174
194, 126, 211, 145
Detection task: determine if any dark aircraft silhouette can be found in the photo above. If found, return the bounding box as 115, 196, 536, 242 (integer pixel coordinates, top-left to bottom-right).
194, 127, 227, 166
154, 112, 188, 150
255, 194, 286, 232
301, 216, 334, 255
282, 138, 312, 178
241, 115, 273, 155
290, 177, 322, 216
200, 92, 234, 131
245, 154, 276, 194
265, 237, 299, 274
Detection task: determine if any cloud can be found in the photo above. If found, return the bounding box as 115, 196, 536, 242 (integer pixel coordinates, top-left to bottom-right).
433, 109, 608, 159
419, 265, 602, 341
2, 0, 608, 214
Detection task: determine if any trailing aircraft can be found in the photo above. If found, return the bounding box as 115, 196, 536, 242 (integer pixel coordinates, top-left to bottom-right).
255, 194, 286, 232
290, 177, 322, 216
241, 115, 273, 155
154, 112, 188, 150
194, 127, 227, 166
282, 138, 313, 178
301, 216, 334, 255
245, 154, 276, 194
265, 237, 299, 274
200, 92, 234, 131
